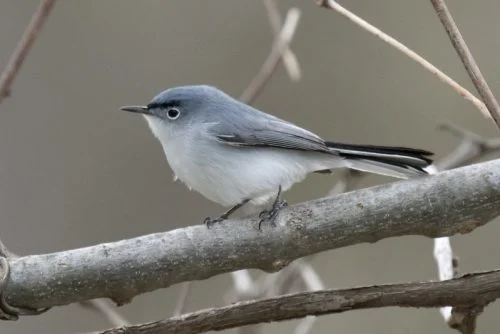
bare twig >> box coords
[0,0,56,102]
[315,0,490,119]
[240,8,301,104]
[429,0,500,129]
[229,270,256,299]
[0,238,12,259]
[172,282,192,317]
[436,123,500,170]
[328,169,362,196]
[96,269,500,334]
[80,299,130,327]
[263,0,301,81]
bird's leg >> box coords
[258,185,288,229]
[204,199,250,228]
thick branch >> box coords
[98,269,500,334]
[4,159,500,309]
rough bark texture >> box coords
[97,269,500,334]
[4,159,500,309]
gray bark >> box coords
[5,159,500,309]
[97,269,500,334]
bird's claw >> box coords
[258,200,287,230]
[204,216,224,228]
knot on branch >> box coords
[0,245,50,320]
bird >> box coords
[120,85,433,228]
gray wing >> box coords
[211,117,331,153]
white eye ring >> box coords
[166,107,180,120]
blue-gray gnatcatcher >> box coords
[120,85,432,227]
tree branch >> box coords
[262,0,301,82]
[0,0,56,103]
[239,8,301,104]
[315,0,491,119]
[429,0,500,129]
[436,123,500,170]
[3,159,500,310]
[80,299,130,327]
[97,269,500,334]
[172,282,192,317]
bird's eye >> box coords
[166,107,180,120]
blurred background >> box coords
[1,1,499,333]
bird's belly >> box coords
[166,146,315,207]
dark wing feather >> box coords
[212,119,331,153]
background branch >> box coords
[0,0,55,103]
[172,282,192,317]
[239,7,301,104]
[315,0,490,119]
[79,299,130,328]
[97,269,500,334]
[262,0,301,82]
[429,0,500,128]
[3,159,500,310]
[436,123,500,170]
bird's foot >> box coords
[258,200,287,230]
[203,200,250,229]
[203,216,226,229]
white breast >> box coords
[145,116,344,207]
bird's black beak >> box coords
[119,105,152,115]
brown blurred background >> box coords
[1,1,499,333]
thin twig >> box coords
[430,0,500,129]
[328,169,362,196]
[436,123,500,170]
[231,271,254,295]
[172,282,192,317]
[263,0,301,81]
[80,299,130,327]
[240,8,301,104]
[0,0,56,102]
[0,238,12,259]
[315,0,491,119]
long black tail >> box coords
[325,141,434,178]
